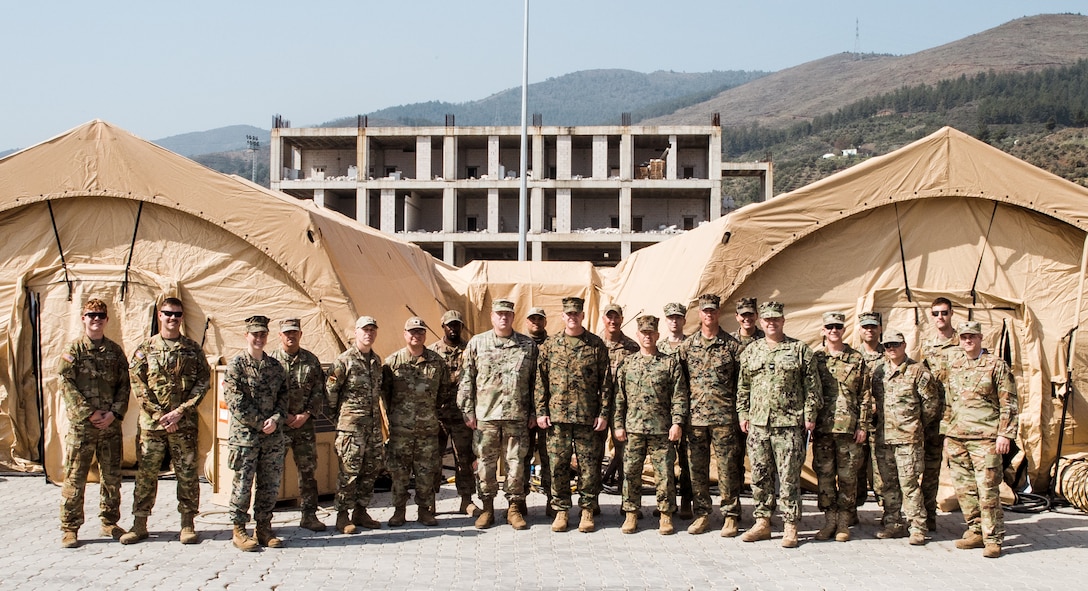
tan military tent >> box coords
[0,120,452,481]
[604,126,1088,489]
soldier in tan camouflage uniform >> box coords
[58,299,130,548]
[854,311,885,518]
[812,311,871,542]
[458,299,537,530]
[658,302,693,519]
[121,297,210,546]
[430,310,480,517]
[738,301,822,548]
[224,315,289,551]
[326,315,385,534]
[615,315,689,535]
[537,297,612,533]
[946,321,1018,558]
[921,297,959,531]
[383,317,449,527]
[679,294,745,537]
[270,318,327,532]
[522,307,552,517]
[870,329,940,545]
[731,297,764,350]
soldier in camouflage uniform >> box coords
[921,297,960,531]
[678,294,745,537]
[536,297,612,533]
[599,303,639,506]
[658,302,693,519]
[731,297,765,350]
[854,311,885,520]
[521,307,552,516]
[811,311,871,542]
[430,310,481,517]
[870,329,940,545]
[121,297,211,546]
[383,317,448,527]
[270,318,327,532]
[224,315,289,551]
[615,315,689,535]
[946,321,1018,558]
[458,299,537,530]
[738,301,822,548]
[58,299,130,548]
[326,315,385,534]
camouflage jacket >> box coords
[224,352,288,447]
[602,332,639,378]
[922,333,960,433]
[458,330,537,422]
[946,352,1018,441]
[382,347,447,433]
[614,351,689,435]
[429,338,467,423]
[270,347,325,420]
[129,334,210,432]
[656,335,686,356]
[679,329,743,427]
[58,335,130,429]
[326,346,383,432]
[871,358,940,445]
[813,344,872,435]
[535,330,612,425]
[737,337,823,428]
[731,329,765,352]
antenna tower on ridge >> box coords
[854,18,860,57]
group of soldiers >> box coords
[59,292,1018,558]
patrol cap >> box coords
[441,310,464,326]
[881,329,906,345]
[957,321,983,336]
[355,315,378,329]
[492,299,515,313]
[245,315,270,333]
[280,318,301,332]
[822,311,846,326]
[735,297,757,314]
[404,316,428,331]
[562,297,585,313]
[528,307,547,319]
[698,293,721,311]
[663,302,687,317]
[603,304,624,316]
[759,301,784,318]
[637,315,659,333]
[858,311,882,327]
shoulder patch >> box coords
[135,350,145,359]
[62,353,75,363]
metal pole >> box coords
[247,135,260,184]
[517,0,529,261]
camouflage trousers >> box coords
[228,433,286,525]
[474,420,529,502]
[436,418,477,496]
[621,433,676,514]
[522,424,551,497]
[388,427,441,511]
[812,431,862,512]
[285,424,320,512]
[132,428,200,518]
[334,429,384,512]
[922,424,945,524]
[748,425,805,522]
[946,437,1005,545]
[545,422,604,511]
[873,441,926,533]
[60,425,123,531]
[687,424,744,519]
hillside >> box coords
[154,125,269,157]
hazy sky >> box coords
[3,1,1084,150]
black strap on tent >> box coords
[120,201,144,302]
[46,201,72,301]
[893,203,918,323]
[27,289,48,482]
[200,317,211,349]
[970,202,1000,307]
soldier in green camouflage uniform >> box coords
[870,329,940,545]
[921,297,960,531]
[946,321,1018,558]
[678,294,745,537]
[383,317,448,527]
[738,301,822,548]
[225,315,289,551]
[326,315,385,534]
[615,315,689,535]
[458,299,537,530]
[522,307,552,516]
[121,297,211,546]
[855,311,885,519]
[536,297,612,533]
[58,299,130,548]
[430,310,481,517]
[811,311,871,542]
[731,297,765,350]
[270,318,327,532]
[658,302,693,519]
[599,304,639,508]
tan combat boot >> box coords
[876,522,906,539]
[61,531,79,548]
[300,511,326,532]
[909,531,926,545]
[232,525,259,552]
[659,513,675,536]
[983,543,1001,558]
[687,515,710,535]
[418,506,438,526]
[834,510,851,542]
[179,513,199,545]
[475,498,495,529]
[720,516,739,538]
[577,508,595,533]
[119,516,148,545]
[815,510,837,541]
[514,499,528,517]
[621,511,639,534]
[551,510,568,532]
[507,502,529,530]
[388,505,407,527]
[101,523,127,540]
[781,521,799,548]
[742,517,772,542]
[459,495,481,517]
[353,508,381,529]
[335,510,357,534]
[955,530,985,549]
[255,521,283,548]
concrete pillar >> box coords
[619,186,632,233]
[667,135,678,180]
[532,131,544,179]
[621,241,632,259]
[358,131,368,180]
[592,135,608,179]
[530,186,544,232]
[556,188,572,233]
[443,242,455,266]
[444,135,457,179]
[557,135,572,180]
[488,135,500,178]
[531,240,542,261]
[442,187,456,233]
[291,146,302,171]
[763,162,774,201]
[619,132,632,180]
[380,188,396,233]
[709,130,722,219]
[416,136,431,180]
[270,131,282,183]
[313,188,326,209]
[356,188,369,227]
[487,188,500,233]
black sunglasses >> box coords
[824,324,844,330]
[160,310,183,318]
[84,312,107,320]
[931,310,951,317]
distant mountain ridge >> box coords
[153,124,269,157]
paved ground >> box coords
[2,473,1086,590]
